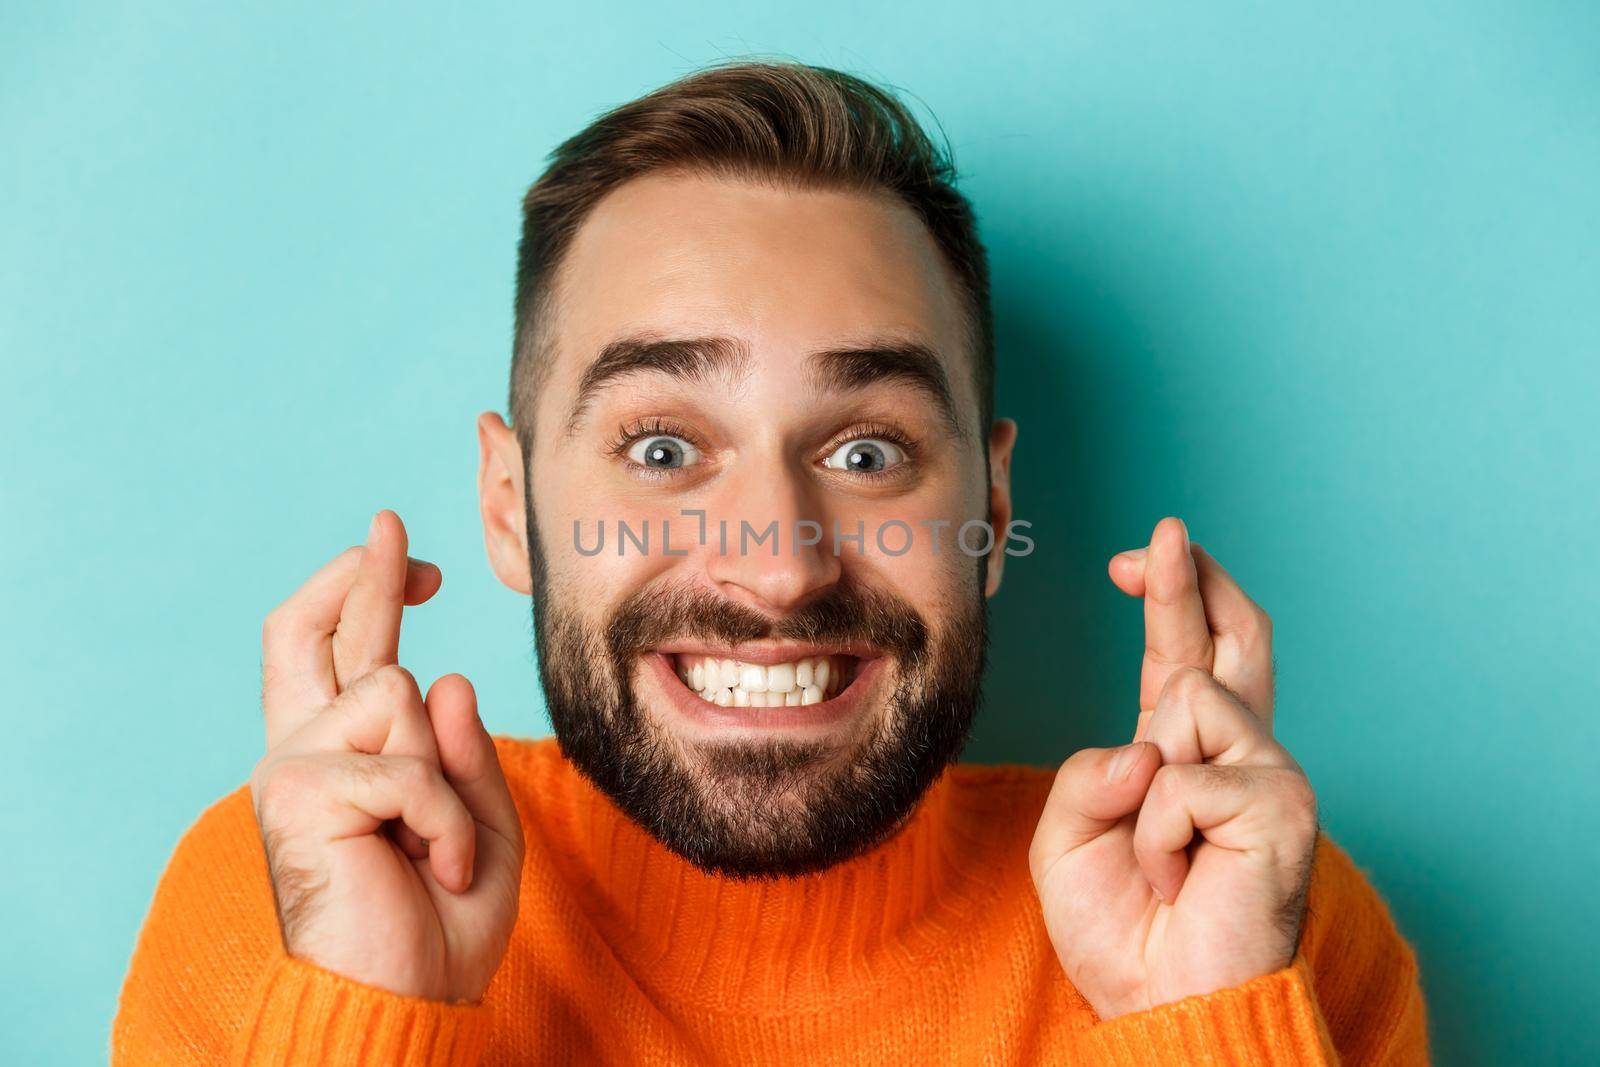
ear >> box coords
[983,418,1019,598]
[477,411,532,595]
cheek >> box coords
[835,485,987,611]
[840,459,987,552]
[538,490,693,605]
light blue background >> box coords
[3,4,1596,1064]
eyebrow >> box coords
[564,334,749,435]
[564,333,962,437]
[808,341,962,437]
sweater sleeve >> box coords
[1069,832,1430,1065]
[111,786,493,1066]
[230,955,491,1066]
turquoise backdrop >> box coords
[3,4,1596,1064]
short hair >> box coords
[509,58,995,455]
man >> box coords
[114,60,1429,1064]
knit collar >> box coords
[520,738,1015,1015]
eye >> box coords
[823,438,906,474]
[626,435,700,470]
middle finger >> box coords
[1138,517,1214,727]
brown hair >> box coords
[509,59,994,453]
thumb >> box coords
[1031,742,1160,874]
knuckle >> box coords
[1052,760,1073,791]
[1257,605,1275,638]
[1027,839,1048,883]
[253,759,312,825]
[1132,816,1162,859]
[1149,762,1186,803]
[1291,777,1319,825]
[1055,747,1099,787]
[1169,665,1213,697]
[1238,605,1273,651]
[367,663,418,702]
[394,754,436,789]
[261,603,290,643]
[1274,770,1319,832]
[248,760,270,799]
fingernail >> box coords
[368,511,382,544]
[1176,518,1190,549]
[1107,744,1141,783]
[406,556,436,570]
[1121,548,1147,561]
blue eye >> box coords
[824,439,905,474]
[627,435,700,469]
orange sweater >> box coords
[114,736,1429,1065]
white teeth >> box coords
[765,662,795,693]
[673,653,852,710]
[739,663,767,692]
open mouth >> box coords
[642,642,887,730]
[668,652,862,707]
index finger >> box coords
[331,510,413,688]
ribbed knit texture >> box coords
[114,736,1430,1064]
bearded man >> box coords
[114,60,1430,1065]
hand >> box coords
[250,510,525,1002]
[1028,517,1318,1019]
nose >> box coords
[702,463,841,615]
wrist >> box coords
[1083,928,1300,1020]
[1078,954,1335,1065]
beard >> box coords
[526,510,989,880]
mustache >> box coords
[605,576,929,664]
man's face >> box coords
[481,171,1016,878]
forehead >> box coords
[538,171,975,417]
